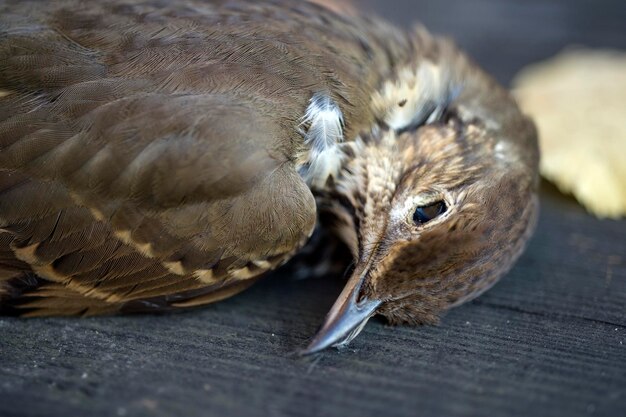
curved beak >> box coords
[301,267,381,355]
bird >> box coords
[0,0,539,353]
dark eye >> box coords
[413,201,447,225]
[398,99,407,107]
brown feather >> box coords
[0,0,538,331]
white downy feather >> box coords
[299,92,345,189]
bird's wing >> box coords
[0,2,317,315]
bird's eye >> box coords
[398,99,407,107]
[413,201,447,224]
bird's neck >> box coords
[310,138,371,259]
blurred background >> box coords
[337,0,626,84]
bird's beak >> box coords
[301,264,381,355]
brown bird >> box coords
[0,0,539,352]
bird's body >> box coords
[0,0,539,351]
[0,0,391,314]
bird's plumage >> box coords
[299,92,346,188]
[0,0,539,351]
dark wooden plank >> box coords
[1,1,625,417]
[476,183,626,326]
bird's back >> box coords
[0,0,402,315]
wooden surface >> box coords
[1,1,625,416]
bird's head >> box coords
[305,58,539,353]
